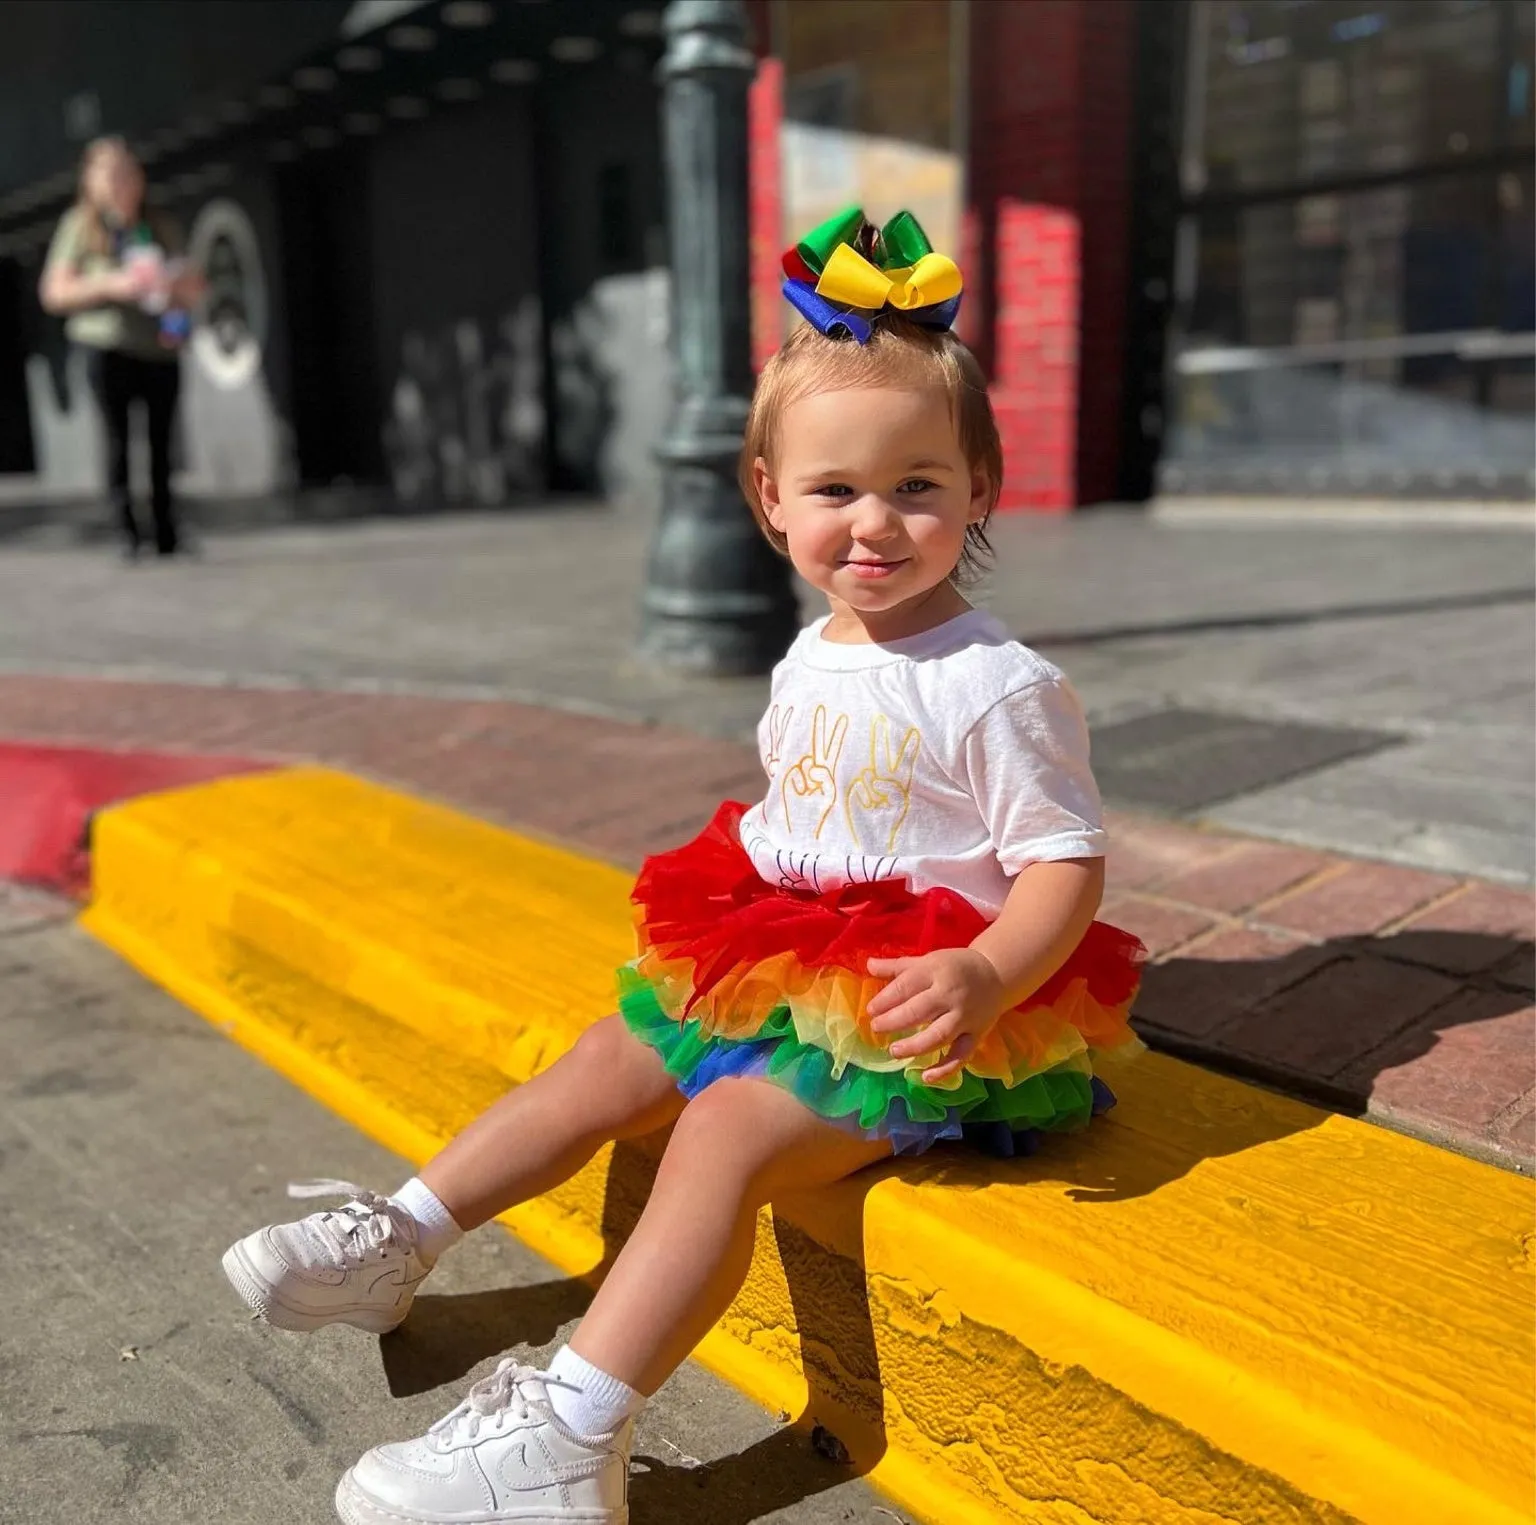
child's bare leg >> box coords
[222,1015,681,1333]
[419,1014,685,1231]
[328,1081,889,1522]
[568,1077,890,1395]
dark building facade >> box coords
[1,0,1530,519]
[0,0,670,510]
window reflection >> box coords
[1195,0,1504,194]
[1166,0,1535,495]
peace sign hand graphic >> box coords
[845,714,921,855]
[781,705,848,839]
[764,704,794,777]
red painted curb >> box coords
[0,742,270,896]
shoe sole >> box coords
[221,1242,410,1335]
[335,1469,627,1524]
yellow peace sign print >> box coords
[844,713,921,855]
[781,704,849,840]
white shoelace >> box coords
[285,1179,420,1272]
[428,1360,579,1448]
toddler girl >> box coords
[223,209,1143,1525]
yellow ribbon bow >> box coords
[814,243,964,314]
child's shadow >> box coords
[625,1423,874,1524]
[381,1140,893,1520]
[379,1278,591,1397]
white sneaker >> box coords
[221,1179,431,1334]
[334,1360,631,1525]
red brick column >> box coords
[968,0,1136,511]
[748,55,783,373]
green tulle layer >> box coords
[617,966,1097,1134]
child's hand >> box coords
[865,949,1007,1085]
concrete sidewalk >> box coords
[1,676,1530,1173]
[0,502,1531,882]
[0,914,906,1525]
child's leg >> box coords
[419,1013,686,1231]
[223,1014,684,1333]
[332,1080,889,1523]
[569,1077,890,1396]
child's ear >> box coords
[967,466,992,523]
[754,457,787,534]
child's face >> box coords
[755,385,989,631]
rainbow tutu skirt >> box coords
[618,803,1146,1157]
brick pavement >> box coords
[1,507,1531,882]
[1,672,1530,1172]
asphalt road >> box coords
[0,907,908,1525]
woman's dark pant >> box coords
[87,349,182,554]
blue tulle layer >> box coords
[675,1035,1117,1157]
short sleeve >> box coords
[961,678,1107,871]
[43,209,84,276]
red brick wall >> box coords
[968,0,1136,510]
[748,56,783,374]
[989,204,1080,510]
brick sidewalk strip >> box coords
[2,672,1530,1172]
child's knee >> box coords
[667,1081,773,1184]
[566,1015,681,1134]
[569,1013,646,1078]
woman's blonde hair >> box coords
[73,136,165,259]
[739,315,1002,583]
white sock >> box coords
[390,1177,464,1264]
[545,1345,644,1437]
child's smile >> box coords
[842,554,909,580]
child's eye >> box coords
[898,478,938,495]
[812,483,854,499]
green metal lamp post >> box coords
[639,0,799,674]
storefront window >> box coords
[1165,0,1535,495]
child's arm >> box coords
[866,856,1105,1085]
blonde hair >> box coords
[739,316,1002,583]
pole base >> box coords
[638,601,800,676]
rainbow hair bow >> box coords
[781,207,963,345]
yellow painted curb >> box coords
[82,766,1536,1525]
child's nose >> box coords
[848,496,900,541]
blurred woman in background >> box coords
[39,137,204,558]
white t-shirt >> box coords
[738,608,1106,917]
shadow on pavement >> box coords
[0,490,607,546]
[627,1425,868,1524]
[1136,928,1533,1119]
[1021,584,1535,648]
[379,1278,593,1398]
